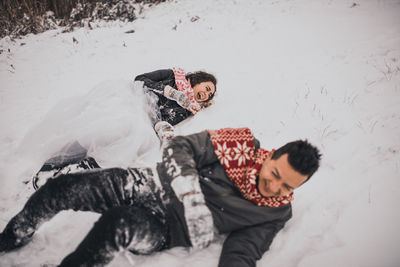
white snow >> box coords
[1,0,399,266]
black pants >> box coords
[1,167,169,266]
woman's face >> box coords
[192,81,215,103]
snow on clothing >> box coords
[134,68,194,126]
[31,141,101,189]
[2,167,169,266]
[1,128,291,267]
[164,130,292,267]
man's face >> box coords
[258,152,308,197]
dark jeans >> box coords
[1,167,169,266]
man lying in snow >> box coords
[0,127,321,267]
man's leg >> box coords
[0,168,132,251]
[59,205,167,266]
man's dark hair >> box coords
[186,71,217,101]
[272,140,321,181]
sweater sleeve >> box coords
[134,69,175,94]
[159,131,219,248]
[218,219,289,267]
[161,131,219,177]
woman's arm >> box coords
[134,69,175,94]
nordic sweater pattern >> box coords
[208,127,293,207]
[172,67,197,105]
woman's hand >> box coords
[164,85,202,114]
[188,102,202,114]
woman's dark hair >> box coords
[186,71,217,101]
[272,140,321,182]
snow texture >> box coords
[1,0,400,266]
[182,192,214,250]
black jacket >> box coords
[134,69,192,126]
[157,131,292,267]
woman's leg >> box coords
[0,168,132,251]
[59,205,168,266]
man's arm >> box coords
[161,131,219,176]
[160,131,219,248]
[218,220,288,267]
[134,69,175,94]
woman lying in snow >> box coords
[134,67,217,142]
[30,67,217,190]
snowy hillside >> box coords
[1,0,399,266]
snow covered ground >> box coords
[1,0,399,266]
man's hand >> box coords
[163,85,201,114]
